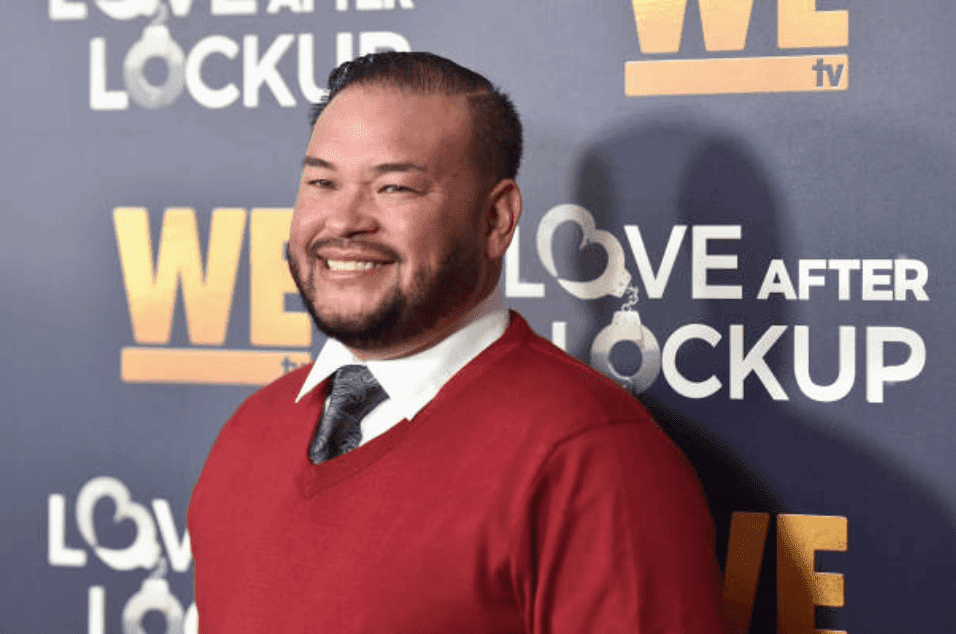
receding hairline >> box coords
[312,81,500,185]
[308,52,523,182]
[322,79,478,110]
[314,80,491,133]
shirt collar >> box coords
[295,288,508,420]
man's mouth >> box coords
[324,259,386,272]
[310,239,400,276]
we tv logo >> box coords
[626,0,848,96]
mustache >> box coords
[307,238,402,262]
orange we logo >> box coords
[626,0,848,96]
[114,207,314,386]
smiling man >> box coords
[287,70,511,361]
[189,52,725,634]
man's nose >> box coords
[321,188,378,238]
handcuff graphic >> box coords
[536,204,662,395]
[123,558,199,634]
[123,558,186,634]
[123,1,186,109]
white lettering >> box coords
[692,225,742,299]
[76,476,161,571]
[152,499,193,573]
[89,38,129,111]
[94,0,158,20]
[336,32,354,65]
[48,494,87,567]
[828,258,860,300]
[861,259,893,300]
[798,259,827,300]
[297,34,328,103]
[505,226,545,298]
[49,0,87,20]
[536,204,631,300]
[243,34,296,108]
[186,35,239,109]
[794,325,855,402]
[212,0,257,15]
[623,224,686,299]
[729,325,788,400]
[551,321,567,351]
[894,259,929,301]
[866,327,925,403]
[663,324,722,398]
[88,586,105,634]
[186,35,240,109]
[754,258,925,301]
[756,259,796,300]
[184,603,199,634]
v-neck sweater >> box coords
[188,312,725,634]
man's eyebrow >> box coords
[302,158,427,175]
[371,162,427,175]
[303,156,334,169]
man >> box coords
[189,52,725,633]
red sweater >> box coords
[189,313,725,633]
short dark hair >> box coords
[308,51,522,183]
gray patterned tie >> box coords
[309,365,389,464]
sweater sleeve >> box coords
[519,420,726,634]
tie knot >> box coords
[309,365,389,464]
[329,365,388,414]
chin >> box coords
[311,293,411,351]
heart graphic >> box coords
[535,204,631,300]
[76,476,162,571]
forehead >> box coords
[307,85,475,170]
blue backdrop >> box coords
[3,1,953,632]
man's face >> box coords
[289,84,492,358]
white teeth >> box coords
[326,260,380,271]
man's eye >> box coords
[310,178,334,188]
[381,184,413,194]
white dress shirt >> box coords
[295,288,509,446]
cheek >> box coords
[400,234,466,286]
[288,211,314,251]
[400,224,447,263]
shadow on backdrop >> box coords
[561,116,955,633]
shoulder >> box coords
[502,311,649,416]
[450,311,657,442]
[458,315,713,556]
[486,315,711,523]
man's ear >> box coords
[483,179,522,259]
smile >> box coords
[325,259,385,271]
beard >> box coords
[288,238,483,353]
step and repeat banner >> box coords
[2,1,954,632]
